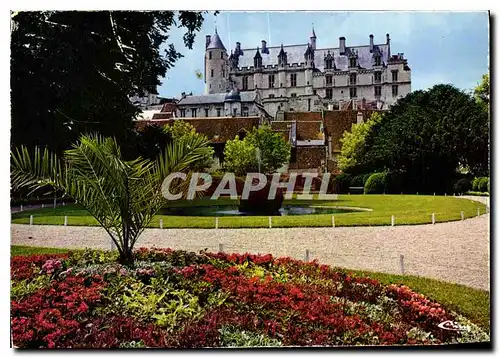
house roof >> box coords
[177,91,257,106]
[234,43,389,71]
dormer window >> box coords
[374,55,381,66]
[325,59,333,69]
[349,57,357,68]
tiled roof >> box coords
[177,91,257,106]
[234,43,389,71]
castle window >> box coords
[313,90,317,95]
[205,108,209,117]
[349,87,357,98]
[374,86,381,97]
[269,74,275,88]
[326,75,332,85]
[269,94,275,98]
[392,85,398,97]
[349,57,357,68]
[211,69,214,77]
[242,107,249,117]
[209,51,212,60]
[217,108,221,117]
[326,88,333,99]
[374,71,382,83]
[392,70,398,82]
[349,73,357,85]
[290,73,297,87]
[325,59,333,69]
[233,108,237,117]
[221,51,224,59]
[180,109,186,118]
[291,93,297,97]
[191,108,197,118]
[242,76,248,90]
[374,55,381,66]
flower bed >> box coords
[11,249,489,348]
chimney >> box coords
[369,34,374,52]
[339,37,346,55]
[261,40,268,54]
[386,33,391,57]
[205,35,211,49]
[357,112,364,124]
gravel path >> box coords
[11,209,490,290]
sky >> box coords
[158,11,489,98]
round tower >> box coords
[205,29,229,94]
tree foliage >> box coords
[474,74,489,110]
[223,125,291,176]
[11,11,206,153]
[361,84,489,193]
[163,120,214,169]
[223,137,258,177]
[338,112,383,173]
[10,133,213,263]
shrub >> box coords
[364,172,387,194]
[453,178,472,194]
[478,177,489,193]
[333,173,352,194]
[384,171,405,194]
[350,174,367,188]
[471,178,480,191]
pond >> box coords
[158,205,362,217]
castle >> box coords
[176,28,411,119]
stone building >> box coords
[202,28,411,118]
[175,87,271,119]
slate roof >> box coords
[234,43,389,71]
[206,31,226,50]
[177,91,257,106]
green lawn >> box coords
[11,195,487,228]
[10,245,490,332]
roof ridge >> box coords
[240,43,308,51]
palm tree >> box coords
[11,133,213,264]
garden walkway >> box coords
[11,204,490,291]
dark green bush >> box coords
[478,177,489,193]
[453,178,471,194]
[364,172,387,194]
[333,173,352,194]
[350,174,366,188]
[384,171,405,194]
[471,177,480,192]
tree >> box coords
[11,11,206,154]
[338,112,382,173]
[11,133,213,264]
[223,137,258,177]
[223,125,291,176]
[474,74,489,110]
[163,120,214,169]
[362,84,489,193]
[244,125,291,174]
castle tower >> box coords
[310,26,316,50]
[205,29,229,94]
